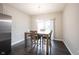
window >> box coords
[36,19,53,32]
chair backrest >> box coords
[49,30,52,39]
[30,31,37,40]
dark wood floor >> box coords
[10,40,71,55]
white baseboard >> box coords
[55,39,73,55]
[11,39,24,46]
[63,39,74,55]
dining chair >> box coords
[25,32,31,48]
[42,30,52,54]
[49,30,52,54]
[30,31,39,50]
[42,30,52,39]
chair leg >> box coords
[50,38,51,55]
[40,37,41,52]
[36,40,38,54]
[42,37,43,52]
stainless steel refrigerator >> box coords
[0,13,12,55]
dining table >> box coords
[25,31,50,55]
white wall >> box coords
[63,4,79,55]
[31,12,63,41]
[2,4,31,45]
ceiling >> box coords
[8,3,66,15]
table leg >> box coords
[46,35,48,55]
[25,34,27,48]
[40,36,41,53]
